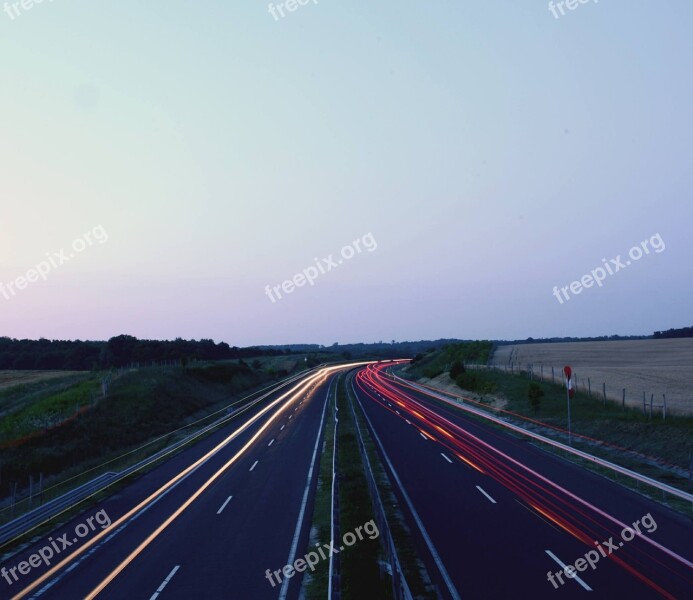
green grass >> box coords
[474,369,692,470]
[0,377,101,442]
[0,373,92,414]
[407,341,493,379]
[335,377,389,600]
[0,363,282,524]
[303,379,337,599]
[347,380,437,599]
[401,363,692,512]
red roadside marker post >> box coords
[563,366,574,445]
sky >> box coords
[1,1,691,346]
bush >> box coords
[423,367,444,379]
[449,360,465,379]
[528,382,544,412]
[455,371,497,394]
[456,372,479,391]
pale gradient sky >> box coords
[1,1,691,346]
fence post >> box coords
[602,383,607,406]
[588,378,591,399]
[663,394,666,420]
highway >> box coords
[352,363,692,599]
[2,365,355,600]
[4,360,690,599]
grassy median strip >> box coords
[302,377,337,599]
[304,374,389,599]
[347,377,438,600]
[335,375,388,600]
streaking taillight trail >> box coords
[354,363,691,599]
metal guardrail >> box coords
[0,369,316,551]
[0,413,231,551]
[394,375,693,504]
[0,472,118,547]
[346,376,414,600]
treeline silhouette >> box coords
[0,335,289,370]
[653,326,693,339]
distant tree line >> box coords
[653,326,693,339]
[0,335,290,371]
[261,339,468,358]
[495,334,650,346]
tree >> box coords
[449,360,465,380]
[107,335,138,367]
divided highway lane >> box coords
[353,364,692,599]
[6,364,360,600]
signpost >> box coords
[564,366,574,445]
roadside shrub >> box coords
[528,382,544,412]
[449,360,465,379]
[456,372,479,391]
[423,367,444,379]
[456,371,496,394]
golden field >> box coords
[493,339,693,415]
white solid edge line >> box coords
[352,379,461,600]
[29,373,324,599]
[441,453,453,463]
[149,565,180,600]
[545,550,593,592]
[397,376,692,503]
[475,485,496,504]
[278,377,334,600]
[328,384,339,600]
[217,495,233,515]
[249,460,259,472]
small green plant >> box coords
[528,382,544,412]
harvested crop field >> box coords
[0,370,84,392]
[493,339,693,415]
